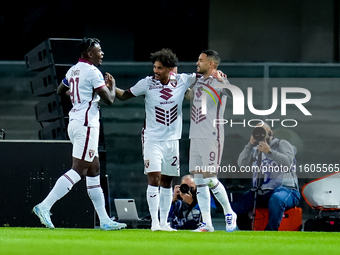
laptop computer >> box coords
[114,199,140,221]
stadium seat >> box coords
[253,207,302,231]
[302,172,340,210]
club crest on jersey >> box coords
[89,149,95,158]
[170,79,177,87]
[144,159,150,168]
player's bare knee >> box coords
[86,168,100,177]
[148,172,161,186]
[160,175,173,188]
[86,157,100,177]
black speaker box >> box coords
[0,140,95,228]
[38,119,67,140]
[25,38,81,71]
[30,65,58,96]
[35,93,63,122]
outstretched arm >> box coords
[115,87,135,101]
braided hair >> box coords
[77,37,100,56]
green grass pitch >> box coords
[0,228,339,255]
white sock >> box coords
[204,177,233,215]
[146,185,160,226]
[159,187,172,226]
[40,169,81,210]
[86,176,111,223]
[194,174,212,227]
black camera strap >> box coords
[252,150,263,230]
[257,151,263,187]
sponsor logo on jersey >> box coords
[159,88,173,100]
[149,84,163,90]
[196,86,203,98]
[155,104,178,126]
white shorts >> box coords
[143,140,180,176]
[189,138,223,173]
[67,120,99,162]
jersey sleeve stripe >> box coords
[95,84,106,90]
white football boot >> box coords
[225,212,237,232]
[192,222,214,232]
[32,204,55,229]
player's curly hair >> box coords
[77,37,100,55]
[150,48,178,68]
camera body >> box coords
[180,183,192,194]
[252,127,272,145]
[177,184,197,200]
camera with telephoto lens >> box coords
[177,183,196,200]
[252,127,272,145]
[177,183,198,205]
[180,183,191,194]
